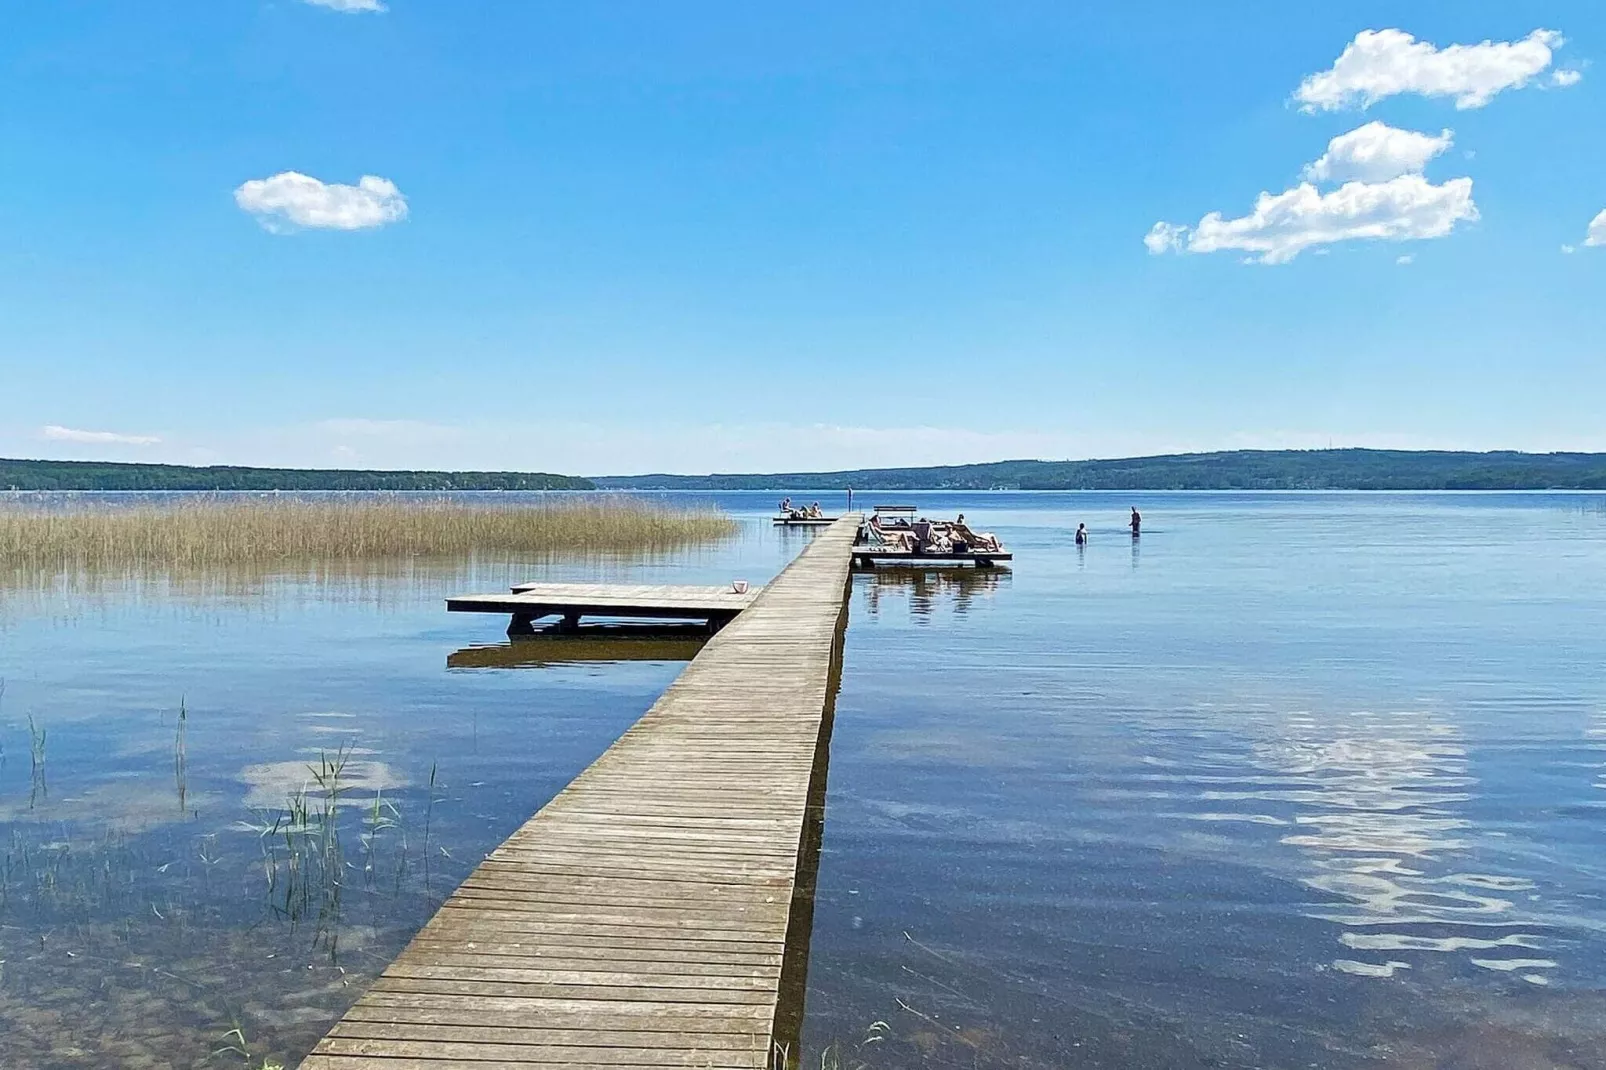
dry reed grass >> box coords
[0,496,736,573]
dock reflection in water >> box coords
[446,624,710,670]
[857,565,1009,622]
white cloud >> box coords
[1143,222,1188,255]
[1296,28,1569,111]
[301,0,387,12]
[1396,254,1414,265]
[1561,244,1576,255]
[1585,209,1606,248]
[41,425,160,446]
[1303,121,1453,183]
[1147,174,1477,265]
[234,172,407,231]
[1551,69,1583,87]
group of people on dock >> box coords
[1074,507,1140,546]
[778,498,825,519]
[865,511,1002,554]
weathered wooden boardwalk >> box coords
[301,516,862,1070]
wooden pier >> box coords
[300,515,862,1070]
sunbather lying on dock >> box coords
[866,515,917,551]
[943,517,1001,552]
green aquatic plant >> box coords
[359,787,402,888]
[778,1021,889,1070]
[174,697,189,811]
[27,714,45,805]
[420,759,441,898]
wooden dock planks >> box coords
[450,584,762,621]
[507,583,764,606]
[300,516,862,1070]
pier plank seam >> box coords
[300,516,862,1070]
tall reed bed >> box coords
[0,495,735,573]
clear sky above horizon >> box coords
[3,2,1603,476]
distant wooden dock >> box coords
[301,516,862,1070]
[771,515,837,527]
[449,583,764,634]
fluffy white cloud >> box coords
[1303,121,1453,183]
[1143,222,1188,255]
[302,0,387,12]
[234,172,408,231]
[1296,28,1570,111]
[1552,68,1583,87]
[42,425,160,446]
[1586,209,1606,248]
[1147,174,1477,264]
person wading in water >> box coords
[1075,523,1088,546]
[1129,507,1141,537]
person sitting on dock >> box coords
[779,497,792,515]
[808,502,823,518]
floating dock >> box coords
[771,515,837,527]
[300,516,862,1070]
[851,548,1013,568]
[449,583,764,634]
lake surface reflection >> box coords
[2,491,1605,1068]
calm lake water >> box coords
[2,491,1605,1068]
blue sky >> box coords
[2,2,1602,475]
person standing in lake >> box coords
[1075,523,1088,546]
[1130,507,1141,537]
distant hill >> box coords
[1,458,594,492]
[594,450,1606,491]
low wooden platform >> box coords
[771,515,837,526]
[852,549,1013,567]
[450,583,763,634]
[300,516,863,1070]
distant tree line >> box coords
[593,449,1606,491]
[13,449,1606,493]
[1,458,594,492]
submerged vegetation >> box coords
[0,713,459,1068]
[0,495,735,574]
